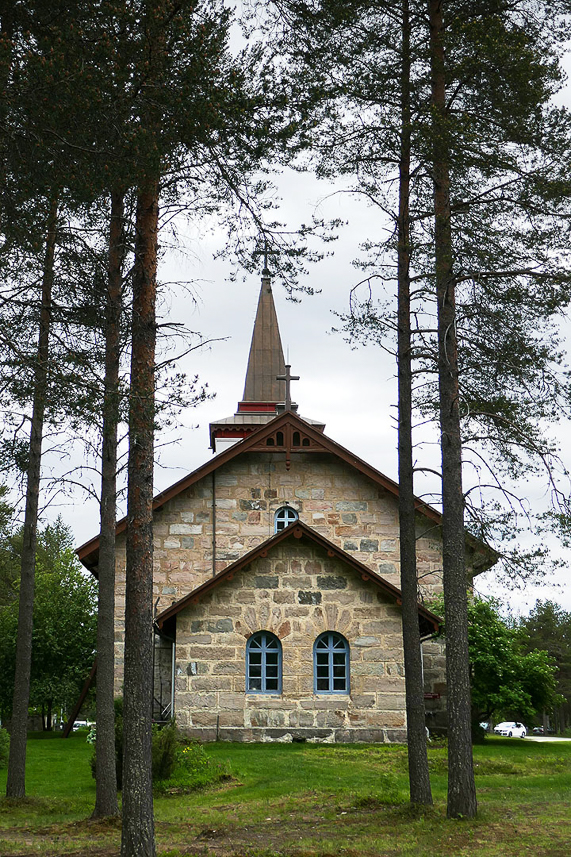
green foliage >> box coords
[0,726,9,768]
[520,601,571,700]
[431,596,559,728]
[90,706,225,793]
[0,518,97,722]
[151,721,179,782]
[154,739,230,795]
[0,486,18,609]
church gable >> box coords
[167,536,412,743]
[113,444,446,618]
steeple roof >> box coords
[241,270,286,405]
[208,269,324,451]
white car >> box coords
[493,721,526,738]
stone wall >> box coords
[112,449,446,698]
[173,540,408,743]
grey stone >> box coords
[207,618,234,633]
[354,636,380,647]
[298,591,322,605]
[360,539,379,552]
[254,575,279,589]
[378,562,397,576]
[317,575,348,590]
[190,620,204,633]
[335,501,368,511]
[343,541,358,551]
[181,537,195,549]
[342,513,357,524]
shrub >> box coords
[152,721,178,781]
[154,739,231,795]
[90,703,221,793]
[0,726,9,768]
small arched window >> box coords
[314,632,350,694]
[246,631,282,693]
[274,505,298,532]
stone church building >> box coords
[78,270,495,743]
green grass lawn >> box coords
[1,734,571,856]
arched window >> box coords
[246,631,282,693]
[314,632,350,694]
[274,506,298,532]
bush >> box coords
[0,726,9,768]
[154,739,231,795]
[151,721,178,781]
[90,703,225,793]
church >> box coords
[77,269,495,743]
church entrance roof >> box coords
[154,518,442,639]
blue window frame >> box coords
[274,506,298,532]
[314,632,350,694]
[246,631,282,693]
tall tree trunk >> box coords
[120,181,159,857]
[398,0,433,807]
[92,189,124,819]
[428,0,477,819]
[6,196,57,799]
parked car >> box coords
[493,721,527,738]
[532,726,544,735]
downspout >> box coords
[212,469,216,577]
[170,637,175,719]
[154,621,176,720]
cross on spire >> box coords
[253,240,279,277]
[276,364,300,411]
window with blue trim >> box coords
[246,631,282,693]
[314,632,350,693]
[274,506,298,532]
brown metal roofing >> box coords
[242,274,286,403]
[155,519,442,638]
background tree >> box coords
[520,601,571,732]
[0,520,97,726]
[432,596,560,737]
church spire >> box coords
[239,268,286,408]
[209,268,325,452]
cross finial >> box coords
[276,364,300,411]
[253,239,277,277]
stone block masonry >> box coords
[111,448,449,727]
[173,542,408,743]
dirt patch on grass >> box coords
[2,798,571,857]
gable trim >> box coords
[78,411,471,571]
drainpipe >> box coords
[212,469,216,576]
